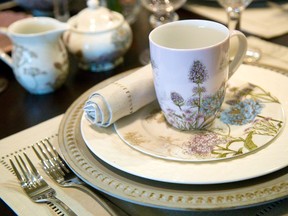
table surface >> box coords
[1,3,288,215]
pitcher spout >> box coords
[6,17,68,38]
[52,20,69,34]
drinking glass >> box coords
[53,0,70,22]
[141,0,186,28]
[217,0,261,62]
[139,0,186,65]
[217,0,253,30]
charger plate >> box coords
[58,64,288,210]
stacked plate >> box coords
[58,64,288,210]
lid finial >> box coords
[87,0,99,9]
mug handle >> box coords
[228,30,247,79]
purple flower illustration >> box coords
[188,60,209,84]
[183,132,227,157]
[171,92,185,109]
[192,86,206,95]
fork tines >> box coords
[10,153,44,188]
[32,139,69,179]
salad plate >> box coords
[59,64,288,210]
[114,79,284,162]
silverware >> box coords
[9,153,77,216]
[33,138,129,216]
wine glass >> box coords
[139,0,186,65]
[141,0,186,28]
[217,0,261,62]
[217,0,252,30]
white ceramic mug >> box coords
[149,19,247,130]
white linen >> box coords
[84,64,156,127]
[184,2,288,38]
[247,36,288,73]
[0,115,111,216]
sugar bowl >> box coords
[63,0,133,72]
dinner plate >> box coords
[59,64,288,210]
[80,64,288,184]
[114,79,284,162]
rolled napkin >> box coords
[84,64,156,127]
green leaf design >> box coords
[226,138,243,148]
[244,131,258,151]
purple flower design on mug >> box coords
[171,92,185,110]
[188,60,209,84]
[165,60,226,130]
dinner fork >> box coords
[9,153,77,216]
[33,138,129,216]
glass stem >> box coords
[150,12,179,29]
[227,10,241,30]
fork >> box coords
[9,153,77,216]
[33,138,129,216]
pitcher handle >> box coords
[0,49,13,67]
[228,30,247,79]
[0,27,13,67]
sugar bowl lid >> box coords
[72,0,124,32]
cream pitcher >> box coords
[0,17,69,94]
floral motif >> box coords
[123,132,147,145]
[164,60,225,130]
[183,132,228,158]
[171,92,185,109]
[145,60,284,160]
[244,116,283,137]
[188,60,209,84]
[13,44,37,68]
[12,38,68,94]
[220,99,263,125]
[139,82,284,160]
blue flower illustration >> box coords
[201,84,225,117]
[220,99,263,125]
[201,95,223,116]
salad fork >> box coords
[9,153,77,216]
[33,138,129,216]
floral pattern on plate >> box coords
[114,79,285,161]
